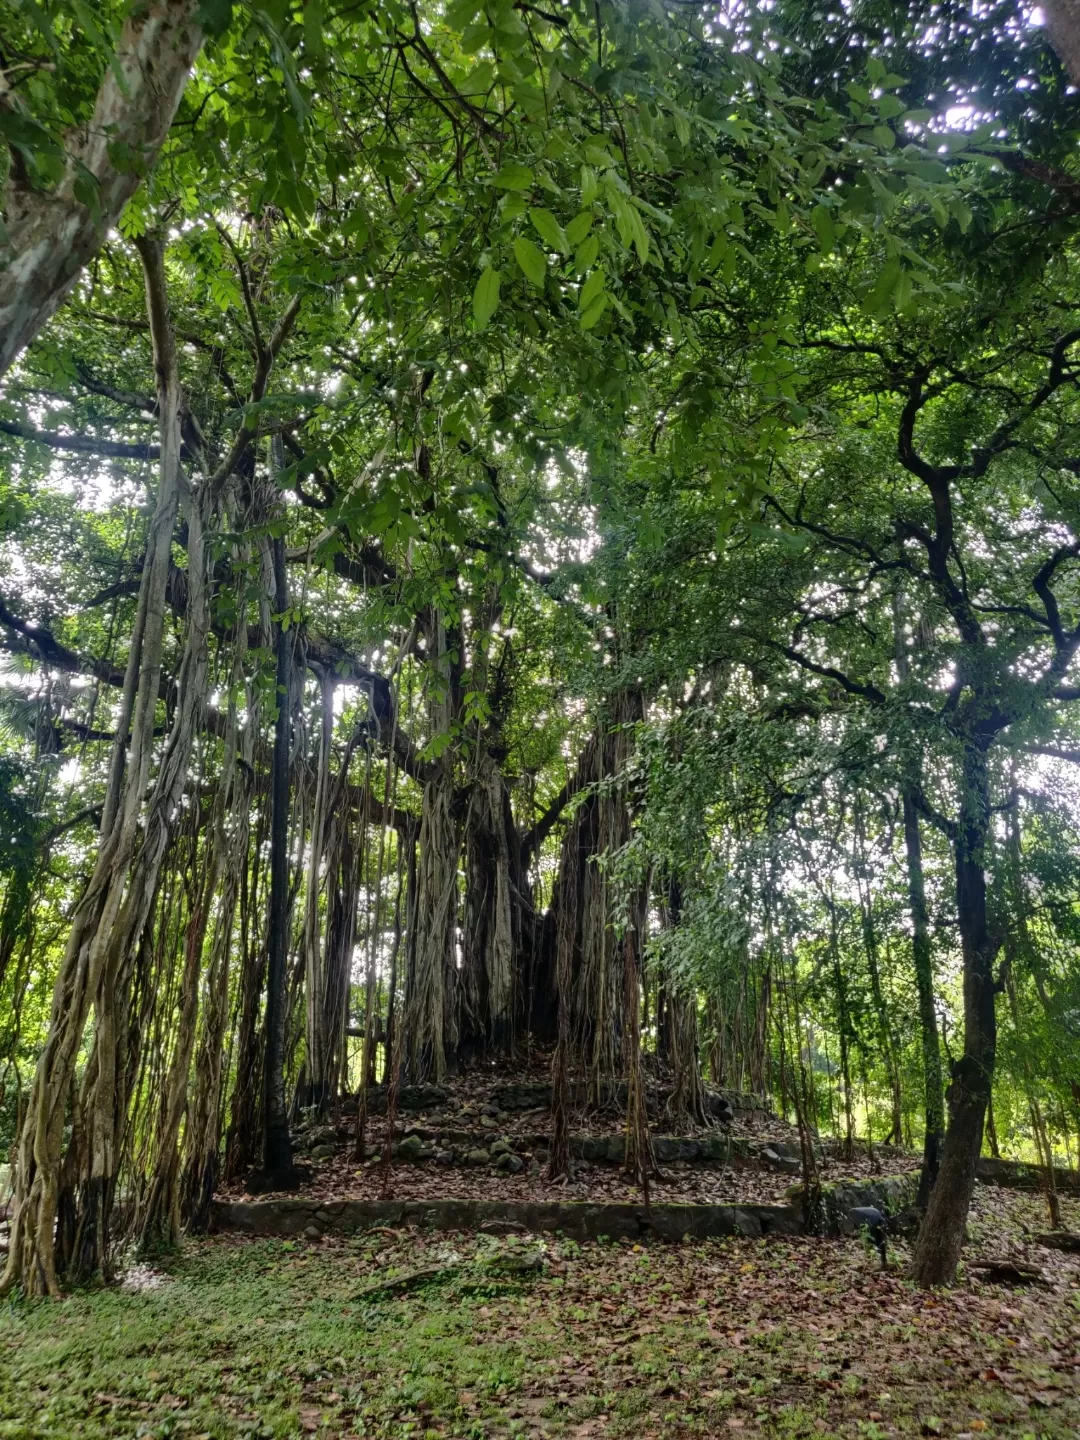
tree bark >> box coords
[1041,0,1080,86]
[0,233,189,1294]
[894,591,945,1209]
[261,520,295,1181]
[0,0,203,375]
[300,673,335,1113]
[904,793,946,1210]
[461,757,523,1059]
[912,743,998,1287]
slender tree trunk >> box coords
[621,909,654,1196]
[224,802,267,1179]
[858,888,904,1146]
[0,234,188,1296]
[661,879,706,1128]
[261,513,295,1183]
[300,673,335,1114]
[904,793,946,1208]
[912,743,999,1287]
[894,593,946,1209]
[549,799,578,1181]
[830,916,856,1162]
[1032,1098,1063,1229]
[181,564,256,1228]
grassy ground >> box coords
[1,1190,1079,1440]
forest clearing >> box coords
[2,0,1080,1434]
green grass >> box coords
[1,1203,1079,1440]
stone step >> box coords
[211,1172,919,1245]
[341,1081,773,1126]
[294,1124,815,1175]
[975,1155,1080,1193]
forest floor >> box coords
[227,1134,922,1209]
[2,1189,1079,1440]
[217,1058,922,1209]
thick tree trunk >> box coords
[912,745,998,1287]
[0,1,203,375]
[406,762,459,1081]
[461,757,524,1059]
[404,613,461,1082]
[1042,0,1080,86]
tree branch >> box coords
[0,415,159,459]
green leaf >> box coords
[810,204,834,253]
[872,125,895,149]
[580,165,598,205]
[302,0,325,58]
[565,211,593,248]
[472,267,502,329]
[580,291,608,329]
[627,206,650,264]
[492,163,534,191]
[864,258,902,316]
[579,266,606,311]
[529,208,569,256]
[513,236,547,288]
[905,159,950,182]
[575,234,599,272]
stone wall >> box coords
[210,1170,921,1245]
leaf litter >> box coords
[1,1187,1078,1439]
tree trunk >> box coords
[858,888,904,1147]
[904,793,946,1209]
[461,757,523,1060]
[1041,0,1080,86]
[0,1,203,376]
[894,589,946,1208]
[0,234,190,1295]
[180,545,257,1229]
[300,673,335,1114]
[404,613,460,1082]
[661,879,706,1128]
[261,519,295,1183]
[406,761,459,1081]
[223,499,276,1180]
[912,744,998,1287]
